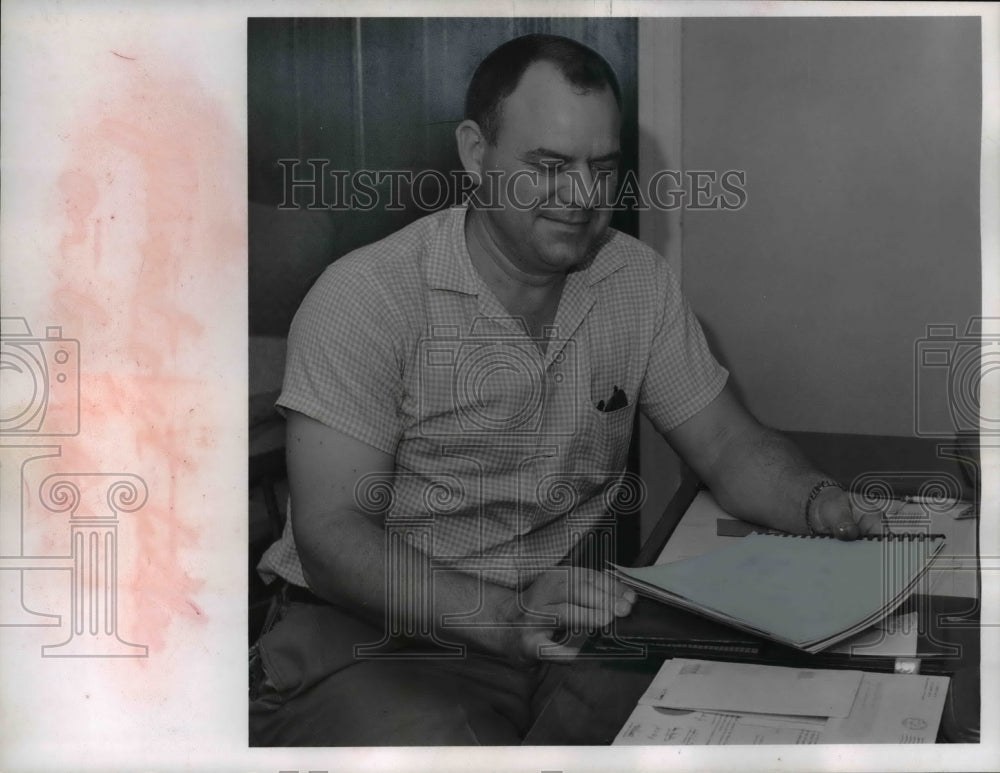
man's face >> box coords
[474,61,621,277]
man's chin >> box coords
[539,244,594,272]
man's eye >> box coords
[533,161,563,173]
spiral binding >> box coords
[768,532,946,541]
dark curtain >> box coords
[248,17,639,336]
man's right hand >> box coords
[509,567,636,662]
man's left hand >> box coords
[810,486,883,540]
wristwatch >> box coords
[804,479,844,535]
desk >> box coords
[524,432,981,744]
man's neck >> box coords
[464,209,566,332]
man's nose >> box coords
[556,165,597,208]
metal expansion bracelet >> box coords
[804,479,845,536]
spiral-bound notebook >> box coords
[611,533,946,654]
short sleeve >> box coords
[638,259,728,433]
[276,264,404,454]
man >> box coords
[250,34,878,746]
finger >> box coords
[614,579,637,605]
[574,581,632,618]
[584,571,636,606]
[571,569,617,609]
[521,596,607,630]
[833,519,860,541]
[516,570,569,617]
[561,600,616,630]
[606,580,636,616]
[815,509,859,539]
[816,498,861,541]
[856,511,885,536]
[526,630,581,661]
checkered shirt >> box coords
[258,205,728,589]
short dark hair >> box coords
[465,34,622,145]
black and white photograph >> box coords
[248,14,986,749]
[1,2,997,772]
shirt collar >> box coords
[580,228,627,286]
[424,206,481,294]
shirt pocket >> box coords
[580,402,634,475]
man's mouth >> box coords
[540,212,592,226]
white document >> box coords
[614,705,824,745]
[822,672,950,743]
[637,658,863,718]
[616,671,950,745]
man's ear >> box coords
[455,119,487,179]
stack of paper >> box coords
[613,658,950,745]
[661,490,976,600]
[831,611,919,657]
[881,499,979,599]
[612,533,946,653]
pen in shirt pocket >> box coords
[597,385,628,412]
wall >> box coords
[637,16,981,533]
[680,16,981,436]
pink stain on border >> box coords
[42,46,244,683]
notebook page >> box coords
[616,534,943,648]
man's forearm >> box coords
[664,386,866,538]
[294,508,520,659]
[706,424,831,534]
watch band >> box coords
[804,479,845,535]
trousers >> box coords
[248,586,571,746]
